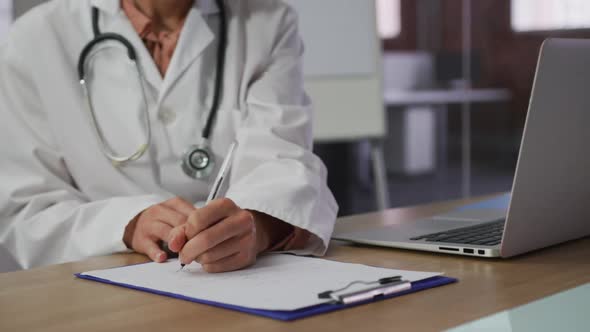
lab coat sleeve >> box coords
[225,5,338,256]
[0,43,163,269]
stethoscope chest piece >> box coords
[182,144,216,179]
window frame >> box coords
[510,0,590,35]
[376,0,402,40]
[382,0,415,50]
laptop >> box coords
[333,38,590,258]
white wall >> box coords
[282,0,386,141]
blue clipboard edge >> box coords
[75,272,457,321]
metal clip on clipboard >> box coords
[317,276,412,305]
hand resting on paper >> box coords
[123,197,196,263]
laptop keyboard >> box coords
[410,220,505,246]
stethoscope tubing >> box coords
[78,1,227,175]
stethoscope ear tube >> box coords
[201,0,228,141]
[78,33,138,82]
[79,58,151,167]
[78,25,151,166]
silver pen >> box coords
[179,141,238,271]
[206,141,238,203]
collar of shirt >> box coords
[121,0,191,76]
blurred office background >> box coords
[314,0,590,216]
[1,0,590,224]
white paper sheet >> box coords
[80,255,440,311]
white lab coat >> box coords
[0,0,338,269]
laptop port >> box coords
[463,248,474,254]
[439,247,460,252]
[478,250,485,255]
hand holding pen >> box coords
[166,142,264,273]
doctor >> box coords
[0,0,338,271]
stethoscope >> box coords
[77,0,227,179]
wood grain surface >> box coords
[2,195,588,332]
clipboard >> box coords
[76,270,456,321]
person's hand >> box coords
[123,197,196,263]
[166,198,258,273]
[167,198,292,273]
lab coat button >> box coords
[158,109,176,124]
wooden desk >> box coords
[1,197,589,332]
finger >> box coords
[196,234,246,264]
[184,198,241,238]
[137,238,167,263]
[202,251,255,273]
[162,197,196,216]
[147,221,173,242]
[179,210,253,265]
[167,225,188,253]
[150,204,187,228]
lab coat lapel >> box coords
[91,0,163,92]
[159,5,215,103]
